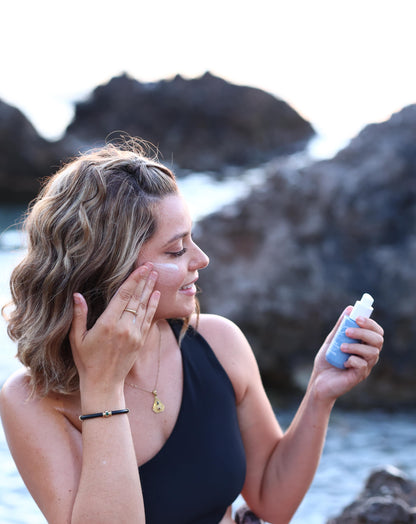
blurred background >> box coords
[1,1,416,522]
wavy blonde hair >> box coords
[4,140,180,397]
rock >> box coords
[0,73,314,203]
[0,99,75,204]
[327,466,416,523]
[235,505,264,523]
[0,100,49,203]
[195,104,416,407]
[62,72,315,171]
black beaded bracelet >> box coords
[79,408,130,421]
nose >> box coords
[190,242,209,270]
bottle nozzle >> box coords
[350,293,374,320]
[361,293,374,307]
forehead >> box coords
[153,193,192,244]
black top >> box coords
[139,319,247,523]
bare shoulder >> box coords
[193,314,254,360]
[0,367,33,412]
[191,314,260,403]
[1,367,56,418]
[1,368,81,522]
[0,366,79,449]
[0,368,46,444]
[193,313,249,346]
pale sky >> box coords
[1,0,416,150]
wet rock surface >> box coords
[327,466,416,523]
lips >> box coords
[179,276,198,291]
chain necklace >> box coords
[125,325,165,414]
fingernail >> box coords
[73,293,82,304]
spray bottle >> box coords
[325,293,374,369]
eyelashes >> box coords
[167,248,187,257]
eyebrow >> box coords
[162,231,190,248]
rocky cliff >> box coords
[0,73,314,203]
[1,76,415,408]
[63,72,315,171]
[327,466,416,523]
[195,104,416,408]
[0,100,56,203]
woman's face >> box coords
[137,193,209,320]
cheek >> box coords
[153,263,183,291]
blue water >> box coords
[0,172,415,524]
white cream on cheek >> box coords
[152,262,182,288]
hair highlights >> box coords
[5,140,179,396]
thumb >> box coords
[69,293,88,347]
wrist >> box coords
[79,382,126,413]
[306,379,337,413]
[79,408,130,421]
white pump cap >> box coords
[350,293,374,320]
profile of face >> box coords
[137,193,209,320]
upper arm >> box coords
[0,370,82,524]
[196,314,283,509]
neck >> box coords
[127,321,162,381]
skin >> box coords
[0,193,384,524]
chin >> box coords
[157,300,197,321]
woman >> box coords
[0,141,384,524]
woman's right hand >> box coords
[69,264,160,393]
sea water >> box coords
[0,174,415,523]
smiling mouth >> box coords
[180,283,194,291]
[180,277,198,291]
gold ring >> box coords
[124,308,138,316]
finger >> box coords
[355,316,385,337]
[122,269,158,321]
[69,293,88,348]
[105,265,152,319]
[344,326,384,351]
[343,341,381,362]
[344,354,369,372]
[138,290,161,335]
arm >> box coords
[257,311,383,523]
[0,264,160,524]
[69,264,160,524]
[198,309,383,524]
[0,371,83,524]
[70,385,142,524]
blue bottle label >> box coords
[325,316,359,369]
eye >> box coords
[167,247,187,257]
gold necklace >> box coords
[125,325,165,414]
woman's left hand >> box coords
[310,307,384,401]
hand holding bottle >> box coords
[309,294,384,403]
[325,293,374,369]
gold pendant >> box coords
[152,390,165,413]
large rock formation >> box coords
[62,72,315,171]
[0,73,315,203]
[195,104,416,407]
[327,466,416,523]
[0,100,52,203]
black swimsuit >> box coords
[139,319,247,523]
